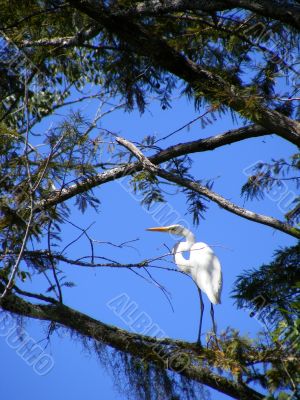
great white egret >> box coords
[146,224,222,346]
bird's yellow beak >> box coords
[146,226,170,232]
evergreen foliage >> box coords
[0,1,299,399]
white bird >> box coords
[146,224,222,346]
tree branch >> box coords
[116,136,300,239]
[68,0,300,145]
[32,125,300,238]
[0,277,58,304]
[0,284,264,400]
[156,168,300,238]
[36,124,271,210]
[0,249,152,269]
[113,0,300,31]
[20,24,102,48]
[4,124,295,238]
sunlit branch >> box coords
[111,0,300,30]
[116,136,300,239]
[21,24,101,48]
[0,283,265,400]
[68,0,300,145]
[36,124,272,210]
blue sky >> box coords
[0,91,297,400]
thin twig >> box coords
[154,106,216,143]
[142,266,174,312]
[60,220,95,256]
[47,221,63,303]
[1,76,35,298]
[61,218,95,263]
[32,131,66,192]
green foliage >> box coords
[1,0,300,121]
[0,2,299,399]
[241,154,300,224]
[232,244,300,395]
[131,171,165,209]
[184,182,212,226]
[232,243,300,324]
[0,110,106,277]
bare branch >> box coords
[21,24,101,48]
[0,276,58,304]
[156,168,300,238]
[47,221,63,303]
[116,136,300,239]
[36,124,272,210]
[116,136,159,173]
[154,106,216,143]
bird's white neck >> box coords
[178,228,196,250]
[173,228,196,272]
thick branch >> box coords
[37,124,271,209]
[0,286,264,400]
[0,124,289,237]
[68,0,300,146]
[156,168,300,238]
[116,136,300,239]
[21,24,101,48]
[153,124,271,162]
[34,125,300,238]
[114,0,300,31]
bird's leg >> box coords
[210,303,217,335]
[209,303,220,348]
[197,288,204,347]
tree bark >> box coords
[68,0,300,146]
[37,123,271,209]
[0,284,264,400]
[116,136,300,239]
[33,127,299,239]
[114,0,300,31]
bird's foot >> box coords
[206,332,220,350]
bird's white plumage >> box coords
[147,224,223,344]
[189,242,222,304]
[173,240,222,304]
